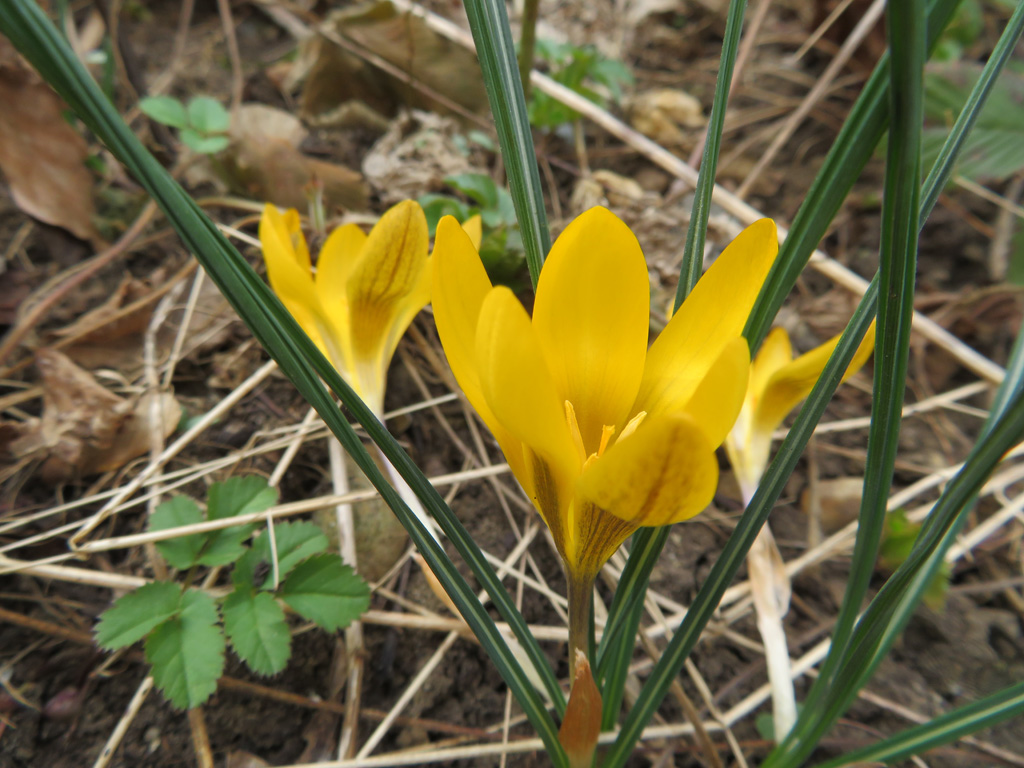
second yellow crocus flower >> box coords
[259,200,433,417]
[724,321,876,503]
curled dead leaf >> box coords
[299,1,488,126]
[626,88,704,149]
[1,349,180,482]
[213,103,368,212]
[0,36,98,242]
[363,111,484,203]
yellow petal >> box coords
[346,200,429,404]
[755,319,876,437]
[476,286,581,544]
[681,336,751,447]
[259,204,328,354]
[635,218,778,418]
[314,222,368,375]
[533,207,650,453]
[461,214,483,251]
[260,204,312,270]
[750,327,793,403]
[432,216,492,411]
[577,413,718,528]
[431,216,529,489]
[316,223,367,302]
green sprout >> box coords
[527,39,633,130]
[139,95,231,154]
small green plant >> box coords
[139,95,231,154]
[879,508,952,610]
[932,0,1017,61]
[923,62,1024,183]
[95,476,370,709]
[527,39,633,130]
[419,172,528,286]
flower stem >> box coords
[566,571,594,678]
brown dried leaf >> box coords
[300,1,488,126]
[50,276,156,371]
[5,349,180,482]
[0,36,98,242]
[626,88,704,149]
[363,111,484,203]
[216,104,368,212]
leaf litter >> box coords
[1,0,1023,766]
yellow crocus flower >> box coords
[433,206,778,650]
[722,314,874,741]
[260,201,484,417]
[724,321,876,502]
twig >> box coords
[216,0,244,114]
[788,0,858,63]
[92,676,153,768]
[188,706,215,768]
[0,201,156,367]
[68,359,280,547]
[330,437,364,759]
[735,0,886,198]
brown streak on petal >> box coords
[530,450,565,558]
[573,500,637,580]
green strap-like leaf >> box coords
[0,1,567,753]
[768,383,1024,767]
[764,2,926,762]
[602,279,879,768]
[675,0,747,305]
[464,0,551,289]
[811,680,1024,768]
[743,0,962,352]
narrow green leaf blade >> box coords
[145,589,225,709]
[920,2,1024,222]
[675,0,747,305]
[464,0,550,288]
[813,680,1024,768]
[222,589,291,676]
[603,282,879,768]
[150,496,206,570]
[95,581,182,649]
[280,554,370,632]
[743,0,962,351]
[766,2,925,762]
[0,2,566,750]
